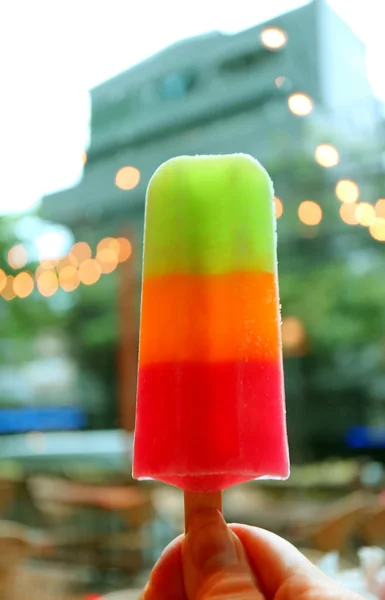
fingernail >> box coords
[187,508,238,572]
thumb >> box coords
[182,509,264,600]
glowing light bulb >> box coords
[115,166,141,190]
[59,266,80,292]
[78,259,101,285]
[1,276,16,301]
[97,237,119,256]
[96,248,119,274]
[274,197,283,219]
[288,93,313,116]
[355,202,375,227]
[260,27,287,50]
[57,254,78,272]
[8,244,28,269]
[37,271,58,297]
[369,218,385,241]
[335,180,359,204]
[298,200,322,226]
[40,259,57,270]
[314,144,339,168]
[13,272,34,298]
[117,237,132,262]
[0,269,6,293]
[70,242,91,263]
[282,317,305,351]
[340,203,358,225]
[375,198,385,218]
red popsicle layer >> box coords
[133,360,288,491]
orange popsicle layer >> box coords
[139,270,281,365]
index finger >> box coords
[230,524,361,600]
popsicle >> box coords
[133,154,289,494]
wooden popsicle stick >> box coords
[184,491,223,532]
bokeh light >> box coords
[97,237,120,256]
[375,198,385,218]
[59,266,80,292]
[260,27,287,50]
[40,259,57,270]
[57,254,78,272]
[79,259,102,285]
[13,272,34,298]
[35,265,55,280]
[0,269,6,293]
[282,317,306,351]
[340,203,358,225]
[314,144,339,168]
[37,270,59,297]
[70,242,92,263]
[298,200,322,225]
[288,93,313,116]
[274,197,283,219]
[115,166,141,190]
[275,76,286,88]
[335,179,359,203]
[82,151,87,165]
[96,248,119,274]
[116,237,132,262]
[355,202,376,227]
[8,244,28,269]
[369,218,385,241]
[1,276,16,301]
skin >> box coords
[140,508,363,600]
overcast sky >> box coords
[0,0,384,220]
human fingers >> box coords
[140,534,186,600]
[231,524,363,600]
[183,509,265,600]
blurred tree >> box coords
[268,149,385,459]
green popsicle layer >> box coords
[143,154,277,277]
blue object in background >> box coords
[346,425,385,449]
[0,407,86,434]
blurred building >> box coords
[42,0,379,238]
[41,0,383,458]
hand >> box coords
[140,508,363,599]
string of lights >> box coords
[0,237,132,301]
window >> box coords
[220,48,275,74]
[158,72,197,100]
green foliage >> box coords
[270,148,385,404]
[280,261,385,351]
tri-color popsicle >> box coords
[133,154,289,492]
